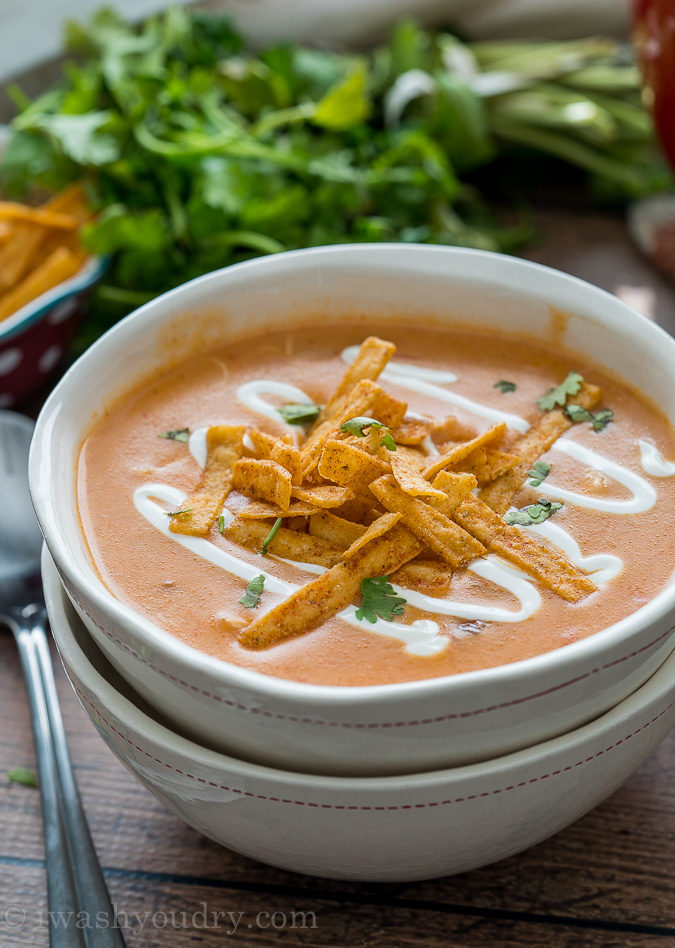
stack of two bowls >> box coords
[31,245,675,881]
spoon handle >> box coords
[31,618,127,948]
[10,615,87,948]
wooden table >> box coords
[1,205,674,947]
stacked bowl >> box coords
[31,245,675,881]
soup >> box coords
[77,322,675,686]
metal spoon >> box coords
[0,410,125,947]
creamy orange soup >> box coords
[77,322,675,686]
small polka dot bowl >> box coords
[43,545,675,882]
[0,127,105,408]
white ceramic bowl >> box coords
[43,546,675,882]
[29,245,675,775]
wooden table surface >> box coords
[1,204,674,947]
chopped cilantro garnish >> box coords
[278,403,322,425]
[7,767,37,787]
[240,575,265,608]
[494,380,516,393]
[536,372,584,411]
[159,428,190,442]
[165,507,193,517]
[355,576,407,623]
[380,432,397,451]
[528,460,551,487]
[260,517,282,555]
[565,405,614,432]
[218,514,226,534]
[340,416,387,437]
[504,499,563,526]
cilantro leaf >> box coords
[340,416,388,437]
[504,499,563,526]
[7,767,37,788]
[260,517,282,555]
[165,507,193,517]
[494,380,516,393]
[160,427,190,442]
[218,514,226,534]
[528,460,551,487]
[380,432,397,451]
[537,372,584,412]
[278,403,322,425]
[240,574,265,608]
[565,405,614,432]
[355,576,407,623]
[313,63,371,130]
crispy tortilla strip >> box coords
[0,202,79,229]
[309,510,366,547]
[324,336,396,417]
[292,484,355,508]
[424,423,506,480]
[238,500,319,519]
[479,383,601,513]
[430,415,477,445]
[301,379,383,476]
[0,247,82,323]
[390,447,447,499]
[225,517,343,567]
[317,438,390,493]
[391,416,434,446]
[248,429,302,485]
[332,495,385,525]
[170,425,244,536]
[371,390,407,428]
[239,523,423,649]
[428,471,478,518]
[452,494,596,602]
[391,558,452,597]
[232,458,293,510]
[450,446,520,486]
[370,475,485,568]
[342,512,402,560]
[0,221,13,244]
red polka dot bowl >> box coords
[0,127,105,408]
[43,545,675,882]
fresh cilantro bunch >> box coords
[1,10,666,349]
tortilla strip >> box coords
[479,382,602,513]
[170,425,244,536]
[323,336,396,418]
[0,222,12,244]
[317,438,390,493]
[391,417,434,446]
[248,429,303,485]
[232,458,293,509]
[0,202,79,230]
[309,510,366,547]
[301,378,383,477]
[452,446,520,486]
[292,484,355,508]
[424,423,507,480]
[390,447,447,499]
[239,523,423,649]
[0,247,83,323]
[371,390,407,428]
[225,517,343,567]
[332,496,385,526]
[370,475,485,569]
[342,512,402,560]
[452,494,597,602]
[238,500,319,519]
[428,471,478,518]
[430,415,477,445]
[391,558,452,598]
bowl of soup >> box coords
[29,244,675,775]
[43,543,675,881]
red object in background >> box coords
[634,0,675,168]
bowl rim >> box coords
[0,124,106,343]
[43,543,675,789]
[31,242,675,708]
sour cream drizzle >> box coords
[638,439,675,477]
[135,354,671,654]
[341,345,530,432]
